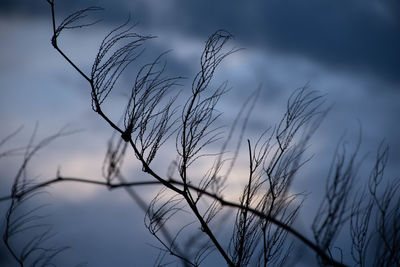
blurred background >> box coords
[0,0,399,266]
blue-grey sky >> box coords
[0,0,399,266]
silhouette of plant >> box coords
[1,1,399,267]
[1,126,71,266]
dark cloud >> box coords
[170,1,400,85]
[2,1,398,84]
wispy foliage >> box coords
[1,2,399,267]
[2,128,70,266]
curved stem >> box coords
[0,176,347,267]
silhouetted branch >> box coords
[312,134,361,265]
[3,2,395,267]
[2,128,71,266]
[0,173,346,266]
[368,143,400,266]
[91,18,152,109]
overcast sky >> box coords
[0,0,399,266]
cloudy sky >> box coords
[0,0,399,266]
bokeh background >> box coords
[0,0,399,266]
